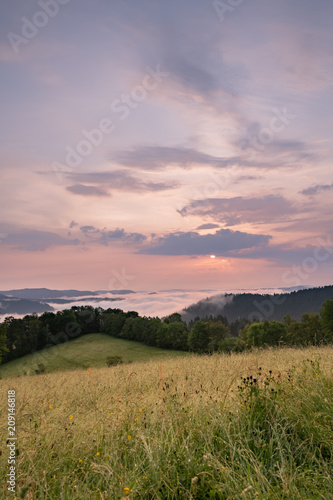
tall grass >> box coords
[1,345,333,499]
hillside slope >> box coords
[182,285,333,322]
[0,333,187,378]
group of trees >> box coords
[0,299,333,366]
[241,302,333,348]
[0,307,103,365]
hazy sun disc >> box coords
[210,255,216,259]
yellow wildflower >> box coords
[69,415,73,420]
[49,405,53,409]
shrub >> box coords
[35,363,46,374]
[106,355,123,367]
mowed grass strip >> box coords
[0,345,332,499]
[0,333,188,378]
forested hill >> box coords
[181,286,333,323]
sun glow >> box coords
[210,255,216,259]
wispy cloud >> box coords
[233,175,262,184]
[80,226,100,234]
[1,230,80,251]
[139,228,271,256]
[196,223,220,230]
[178,195,299,226]
[300,182,333,196]
[112,146,239,171]
[99,229,147,246]
[68,170,178,192]
[66,184,110,197]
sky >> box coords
[0,0,333,294]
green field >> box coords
[0,333,188,379]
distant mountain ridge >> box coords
[1,288,99,300]
[0,297,54,315]
[1,288,136,299]
[181,285,333,323]
[0,288,131,315]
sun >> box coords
[210,255,216,259]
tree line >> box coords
[0,299,333,366]
[182,286,333,323]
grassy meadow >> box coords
[0,334,188,379]
[0,345,333,499]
